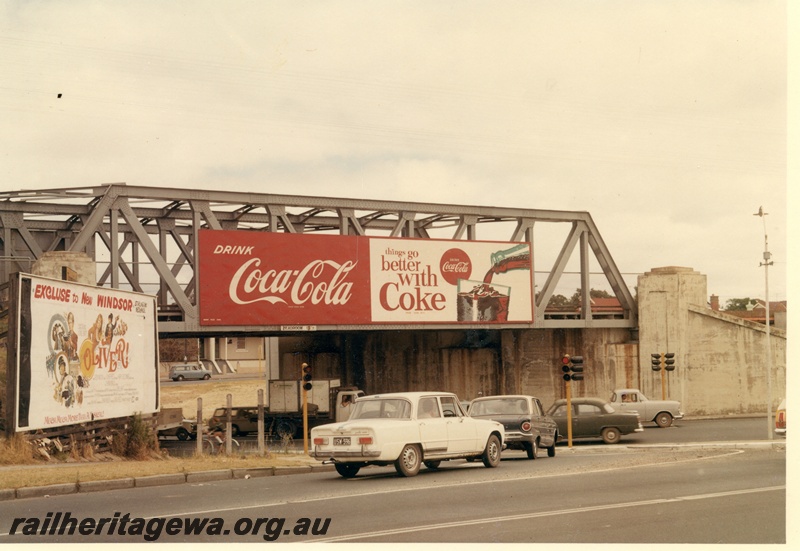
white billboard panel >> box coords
[14,274,159,432]
[369,237,533,323]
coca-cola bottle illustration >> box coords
[456,244,530,322]
[486,243,531,282]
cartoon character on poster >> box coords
[46,310,129,409]
[53,354,76,407]
[46,312,81,408]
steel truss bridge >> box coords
[1,184,636,334]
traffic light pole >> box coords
[301,362,309,455]
[302,386,308,455]
[560,354,583,449]
[566,379,573,448]
[651,352,675,400]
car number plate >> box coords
[333,437,351,446]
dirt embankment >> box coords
[160,379,266,421]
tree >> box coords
[544,288,614,309]
[569,288,613,306]
[159,338,199,362]
[546,294,572,308]
[724,298,757,311]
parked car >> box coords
[208,406,259,436]
[157,419,198,441]
[469,394,558,459]
[775,398,786,437]
[608,388,684,427]
[169,364,212,381]
[546,397,643,444]
[310,392,505,478]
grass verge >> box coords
[0,378,319,491]
[0,450,318,491]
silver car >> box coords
[169,364,212,381]
[609,388,683,428]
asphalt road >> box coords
[0,444,784,544]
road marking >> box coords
[0,447,752,537]
[310,485,786,542]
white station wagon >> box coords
[311,391,505,478]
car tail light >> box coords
[776,412,786,429]
[313,437,328,445]
[521,421,532,432]
[358,437,373,445]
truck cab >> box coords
[335,388,365,422]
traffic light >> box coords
[651,352,676,372]
[301,362,313,391]
[570,356,584,381]
[560,354,584,381]
[651,353,662,371]
[561,355,572,381]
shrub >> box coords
[110,415,158,460]
[0,433,36,465]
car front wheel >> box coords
[424,460,441,470]
[655,412,673,428]
[395,444,421,477]
[602,427,621,444]
[546,434,557,457]
[176,428,190,441]
[526,439,538,460]
[482,435,501,468]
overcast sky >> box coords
[0,1,790,306]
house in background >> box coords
[543,296,627,320]
[709,294,787,331]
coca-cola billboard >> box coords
[199,230,533,326]
[199,231,371,325]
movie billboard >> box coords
[198,229,533,326]
[13,274,159,432]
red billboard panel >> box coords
[199,230,533,326]
[199,230,372,325]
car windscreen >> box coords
[470,398,527,416]
[350,399,412,420]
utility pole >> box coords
[754,206,774,440]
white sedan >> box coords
[311,391,505,478]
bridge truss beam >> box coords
[0,183,637,334]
